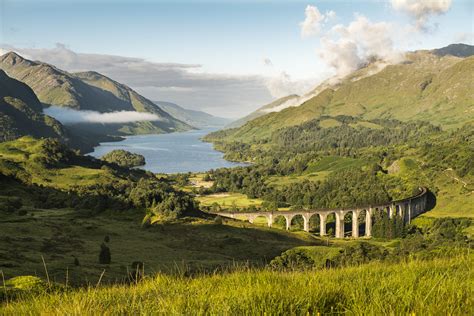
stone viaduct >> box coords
[215,187,428,238]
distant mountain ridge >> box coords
[0,52,191,136]
[209,44,474,143]
[432,43,474,58]
[154,101,231,128]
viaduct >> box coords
[215,187,428,238]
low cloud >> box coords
[43,106,162,124]
[0,44,272,118]
[300,5,336,38]
[390,0,452,31]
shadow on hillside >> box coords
[425,190,437,212]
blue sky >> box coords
[0,0,472,117]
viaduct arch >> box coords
[215,187,428,238]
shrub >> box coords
[99,243,111,264]
[269,248,315,270]
[214,215,223,225]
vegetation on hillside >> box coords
[207,49,473,145]
[0,137,198,216]
[101,149,146,168]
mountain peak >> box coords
[0,51,37,67]
[1,51,24,63]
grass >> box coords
[0,209,316,286]
[305,156,367,174]
[387,156,474,218]
[266,156,368,188]
[197,192,263,209]
[2,253,472,315]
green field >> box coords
[197,192,263,209]
[2,254,472,315]
[266,156,368,187]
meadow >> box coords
[1,253,472,315]
[0,209,317,285]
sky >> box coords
[0,0,473,118]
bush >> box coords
[332,242,388,267]
[99,243,111,264]
[269,248,315,270]
[214,215,223,225]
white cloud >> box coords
[300,5,336,38]
[318,15,403,78]
[0,44,272,118]
[264,71,321,99]
[43,106,162,124]
[390,0,452,31]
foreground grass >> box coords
[2,254,472,315]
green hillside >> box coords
[215,47,473,143]
[0,70,97,152]
[0,136,314,283]
[0,52,191,135]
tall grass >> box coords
[2,253,472,315]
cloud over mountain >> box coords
[44,106,162,124]
[0,44,272,118]
[319,15,402,78]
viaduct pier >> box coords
[216,187,428,238]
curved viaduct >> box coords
[216,187,428,238]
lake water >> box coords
[89,128,247,173]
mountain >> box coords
[154,101,231,128]
[433,43,474,58]
[0,52,191,135]
[0,70,98,151]
[226,95,299,129]
[208,44,474,143]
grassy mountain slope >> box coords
[0,52,191,135]
[154,101,230,128]
[226,94,299,129]
[0,70,97,151]
[214,47,473,143]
